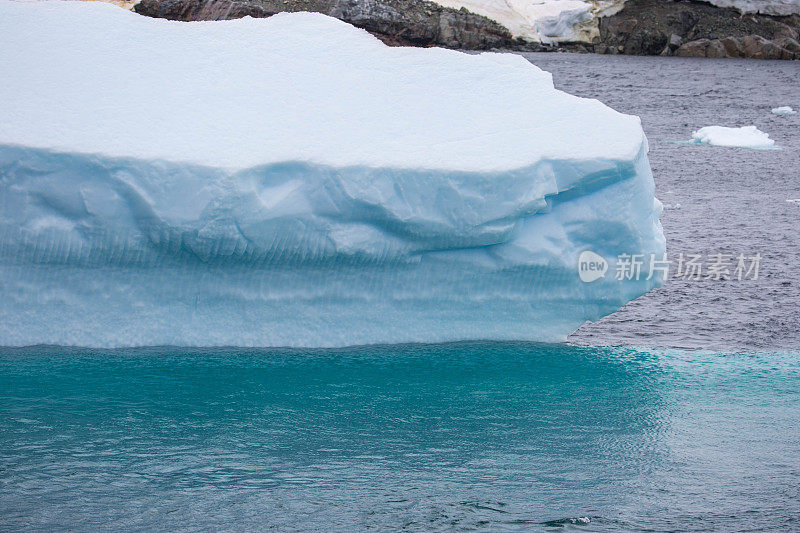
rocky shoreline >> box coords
[134,0,800,58]
[597,0,800,58]
[134,0,517,49]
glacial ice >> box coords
[0,1,664,347]
[430,0,800,42]
[691,126,775,149]
[431,0,597,43]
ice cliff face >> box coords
[0,1,664,347]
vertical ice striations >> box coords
[0,1,664,347]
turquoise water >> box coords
[2,54,800,532]
[2,343,799,531]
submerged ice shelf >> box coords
[0,1,664,347]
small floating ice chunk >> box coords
[691,126,775,149]
[771,106,796,115]
[788,199,800,205]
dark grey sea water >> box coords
[534,53,800,351]
[1,55,799,532]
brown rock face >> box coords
[676,38,711,57]
[134,0,515,49]
[743,34,770,58]
[776,36,800,53]
[133,0,800,58]
[675,34,796,59]
[720,36,744,57]
[705,39,727,57]
[599,0,800,59]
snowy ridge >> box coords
[0,1,664,347]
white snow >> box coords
[0,1,664,347]
[705,0,800,16]
[431,0,800,42]
[772,106,797,115]
[0,1,643,170]
[691,126,775,149]
[433,0,596,42]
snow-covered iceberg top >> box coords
[0,1,664,347]
[691,126,776,149]
[0,1,642,170]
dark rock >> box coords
[133,0,800,59]
[740,34,787,59]
[774,23,799,41]
[625,28,668,55]
[676,39,711,57]
[135,0,514,49]
[720,36,744,58]
[742,34,768,58]
[598,0,800,59]
[665,9,700,35]
[760,40,784,59]
[705,39,728,58]
[617,18,639,35]
[775,36,800,53]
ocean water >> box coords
[539,53,800,351]
[1,55,799,531]
[1,344,799,531]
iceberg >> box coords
[772,106,797,116]
[0,1,664,348]
[691,126,776,149]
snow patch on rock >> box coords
[431,0,626,42]
[704,0,800,16]
[430,0,799,43]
